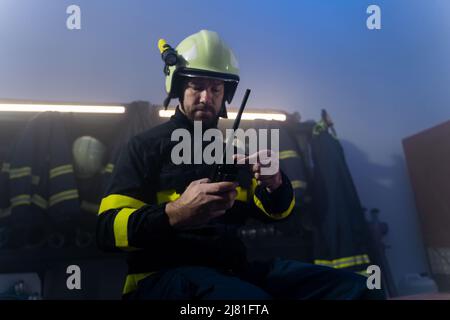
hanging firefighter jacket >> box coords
[7,112,80,236]
[100,101,157,197]
[0,161,10,220]
[96,106,295,295]
[310,120,372,274]
[242,119,310,237]
[70,101,156,217]
[276,122,310,235]
[0,156,12,248]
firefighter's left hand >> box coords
[233,150,282,193]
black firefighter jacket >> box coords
[96,107,295,295]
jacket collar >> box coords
[170,106,194,130]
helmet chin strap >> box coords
[163,95,171,110]
[210,100,227,128]
[218,100,228,118]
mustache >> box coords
[193,104,216,114]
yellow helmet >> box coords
[159,30,240,117]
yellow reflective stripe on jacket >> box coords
[9,167,32,179]
[49,164,74,179]
[7,164,73,181]
[10,192,76,209]
[10,194,48,209]
[249,178,258,197]
[113,208,137,248]
[49,189,79,207]
[279,150,300,160]
[156,186,249,205]
[235,186,248,202]
[123,272,156,295]
[98,194,144,251]
[313,120,327,135]
[250,178,295,220]
[314,254,371,269]
[291,180,307,189]
[156,189,181,204]
[1,162,10,173]
[10,194,32,207]
[102,163,115,174]
[357,270,369,277]
[253,194,295,220]
[98,194,147,215]
[33,194,48,209]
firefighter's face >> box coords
[181,77,225,127]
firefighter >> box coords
[97,30,383,299]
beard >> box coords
[189,104,219,129]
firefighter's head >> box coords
[179,76,225,128]
[159,30,240,126]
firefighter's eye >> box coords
[212,86,222,94]
[189,85,204,92]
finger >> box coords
[203,192,235,211]
[236,150,265,166]
[203,194,229,204]
[245,150,276,168]
[208,200,230,212]
[251,163,261,173]
[255,172,274,180]
[209,210,227,219]
[205,181,239,194]
[226,189,238,201]
[191,177,211,186]
[212,198,236,211]
[257,150,275,167]
[243,152,258,165]
[257,174,276,181]
[207,188,237,200]
[258,159,272,168]
[208,191,237,210]
[232,153,246,163]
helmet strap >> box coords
[218,100,228,118]
[163,95,171,110]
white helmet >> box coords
[72,136,106,179]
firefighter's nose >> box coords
[200,89,213,105]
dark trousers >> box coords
[125,258,385,300]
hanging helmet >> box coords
[72,136,106,179]
[159,30,240,117]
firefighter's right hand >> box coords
[165,178,238,229]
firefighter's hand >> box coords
[165,178,238,229]
[234,150,282,193]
